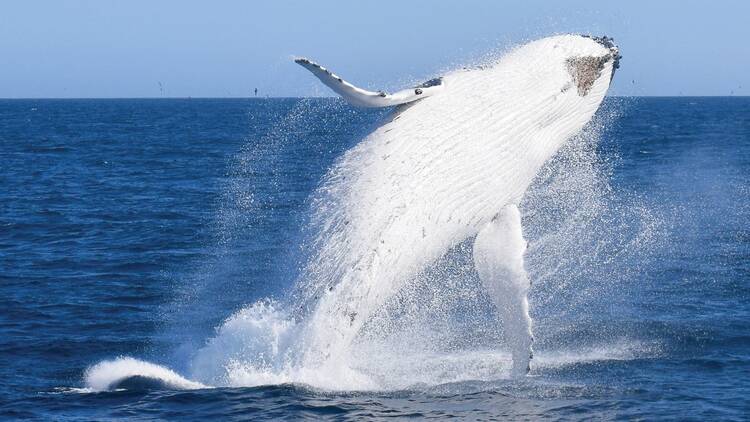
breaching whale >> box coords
[294,34,620,376]
[81,35,621,393]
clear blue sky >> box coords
[1,0,747,98]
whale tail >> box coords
[294,57,443,108]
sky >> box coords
[1,0,747,98]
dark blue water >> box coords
[1,97,748,420]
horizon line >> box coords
[1,95,748,100]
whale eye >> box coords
[415,88,423,95]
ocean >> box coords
[1,97,748,420]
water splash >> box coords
[85,36,663,392]
[85,357,206,392]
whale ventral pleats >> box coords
[566,56,608,96]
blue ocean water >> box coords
[0,97,748,420]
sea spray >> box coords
[160,99,388,367]
[523,98,664,353]
[85,358,206,392]
[85,36,663,392]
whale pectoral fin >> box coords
[473,204,534,376]
[294,57,443,108]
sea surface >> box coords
[1,97,748,420]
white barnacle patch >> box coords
[566,55,609,96]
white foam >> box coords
[85,357,206,392]
[189,301,377,390]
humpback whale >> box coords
[294,34,620,376]
[82,35,622,392]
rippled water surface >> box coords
[1,97,748,420]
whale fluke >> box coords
[294,57,443,108]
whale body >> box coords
[294,34,620,376]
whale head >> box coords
[489,34,619,100]
[454,34,621,158]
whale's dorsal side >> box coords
[294,57,443,108]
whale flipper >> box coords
[473,205,534,376]
[294,57,443,108]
